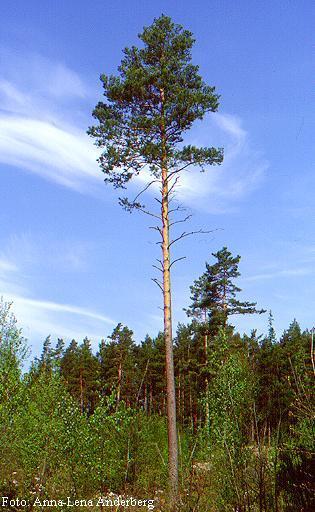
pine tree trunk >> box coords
[160,87,179,503]
[117,359,122,407]
[79,371,84,414]
[182,382,185,423]
[177,373,181,424]
[203,311,210,427]
[189,378,193,431]
[150,383,153,414]
[144,384,147,414]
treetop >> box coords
[88,14,223,207]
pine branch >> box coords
[168,229,214,249]
[170,256,186,268]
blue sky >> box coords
[0,0,314,356]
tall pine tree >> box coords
[88,15,223,498]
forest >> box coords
[0,246,314,511]
[0,10,314,512]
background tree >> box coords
[88,15,223,498]
[1,296,313,509]
[0,298,28,411]
[187,247,265,331]
[135,335,155,414]
[186,247,265,429]
[38,335,53,373]
[106,323,137,407]
[60,339,100,413]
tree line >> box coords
[1,247,312,510]
[31,246,265,422]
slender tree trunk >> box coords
[189,377,193,431]
[79,371,84,414]
[182,381,185,423]
[203,310,210,427]
[117,358,122,407]
[144,384,148,414]
[150,383,153,414]
[160,87,179,502]
[177,372,181,423]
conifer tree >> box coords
[79,337,100,413]
[88,15,223,497]
[174,323,200,428]
[187,247,265,330]
[60,338,100,413]
[107,323,137,407]
[136,335,155,413]
[186,247,265,427]
[53,338,65,368]
[150,332,167,414]
[60,339,80,403]
[39,335,53,372]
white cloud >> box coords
[0,53,102,192]
[8,294,115,325]
[1,50,87,102]
[0,115,100,190]
[175,113,267,211]
[3,293,111,352]
[2,232,92,274]
[0,52,267,211]
[1,284,114,351]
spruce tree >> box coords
[88,15,223,497]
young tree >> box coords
[0,299,28,407]
[88,15,223,498]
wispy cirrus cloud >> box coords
[0,115,100,190]
[0,236,115,349]
[7,294,115,326]
[1,278,115,349]
[0,51,267,211]
[176,113,267,211]
[0,51,101,192]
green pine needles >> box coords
[88,14,223,209]
[88,14,224,502]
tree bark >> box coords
[203,310,210,427]
[160,86,179,503]
[79,371,84,414]
[117,358,122,408]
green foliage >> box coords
[89,392,134,491]
[1,285,314,510]
[207,345,254,447]
[186,247,265,332]
[0,298,28,409]
[1,372,84,505]
[125,413,169,492]
[88,14,223,209]
[61,337,100,413]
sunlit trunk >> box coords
[160,87,179,503]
